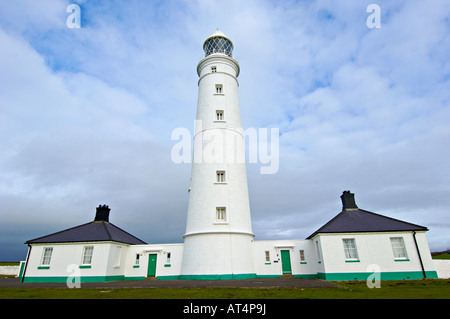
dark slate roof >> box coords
[306,191,428,239]
[26,205,147,245]
[26,221,147,245]
[306,208,428,239]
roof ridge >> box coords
[105,222,147,244]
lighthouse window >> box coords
[216,171,225,183]
[215,84,223,94]
[216,110,224,121]
[211,66,217,73]
[216,207,226,222]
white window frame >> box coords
[135,253,140,265]
[265,251,270,263]
[390,237,409,260]
[216,207,226,222]
[215,84,223,94]
[299,250,306,263]
[216,170,226,183]
[81,246,94,265]
[215,110,224,122]
[40,247,53,266]
[343,238,359,261]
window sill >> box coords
[79,265,91,269]
[214,93,224,96]
[133,265,140,268]
[38,266,50,270]
[394,258,410,262]
[214,182,227,185]
[300,262,307,264]
[264,262,271,265]
[213,222,229,225]
[345,260,360,263]
[164,264,171,267]
[213,120,226,123]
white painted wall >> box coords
[316,231,436,275]
[252,240,318,277]
[23,242,118,279]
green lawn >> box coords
[0,279,448,299]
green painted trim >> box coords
[22,275,146,283]
[18,262,25,279]
[79,265,91,269]
[37,266,50,270]
[133,265,140,268]
[157,275,181,280]
[179,273,257,280]
[345,260,360,263]
[264,262,271,265]
[394,258,410,262]
[300,262,307,264]
[293,274,318,279]
[164,264,171,267]
[317,270,438,281]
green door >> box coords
[281,250,292,274]
[147,254,157,277]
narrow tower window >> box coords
[216,110,224,121]
[215,84,223,94]
[211,66,217,73]
[216,170,225,183]
[216,207,226,222]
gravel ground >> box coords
[0,277,338,289]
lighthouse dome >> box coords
[203,30,234,57]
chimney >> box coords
[340,191,358,210]
[94,205,110,222]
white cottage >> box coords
[19,31,438,283]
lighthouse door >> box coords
[147,254,157,277]
[280,250,292,274]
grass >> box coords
[0,279,448,299]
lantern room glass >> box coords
[204,36,233,57]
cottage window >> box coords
[390,237,408,260]
[343,239,359,261]
[41,247,53,266]
[265,251,270,263]
[135,254,140,265]
[82,246,94,265]
[299,250,306,263]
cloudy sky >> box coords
[1,0,449,261]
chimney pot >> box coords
[94,205,110,222]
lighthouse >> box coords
[180,30,256,279]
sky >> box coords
[0,0,449,261]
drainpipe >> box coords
[413,232,426,279]
[21,244,32,283]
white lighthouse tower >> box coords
[180,31,256,279]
